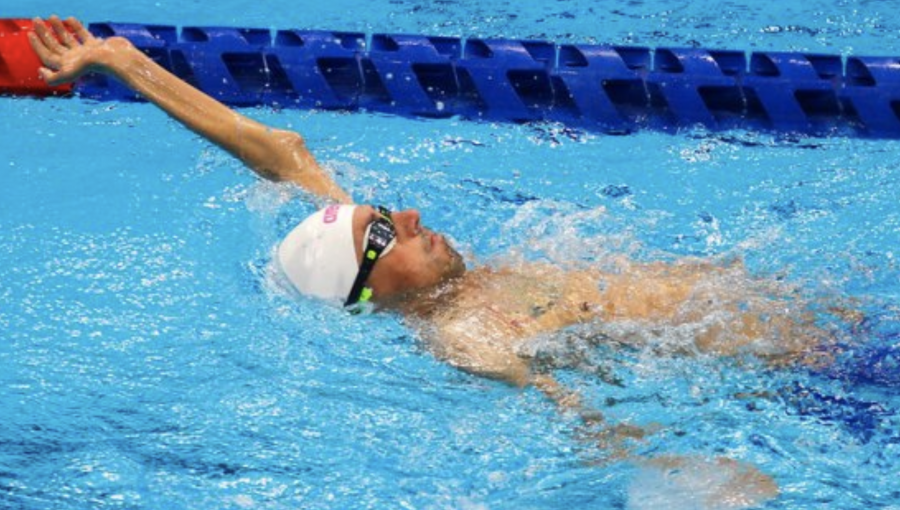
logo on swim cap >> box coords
[322,204,341,224]
[277,205,359,301]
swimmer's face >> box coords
[351,205,466,300]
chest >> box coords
[437,268,602,341]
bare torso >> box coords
[402,258,829,386]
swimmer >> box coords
[31,15,831,507]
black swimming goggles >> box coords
[345,206,396,308]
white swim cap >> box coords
[277,204,359,302]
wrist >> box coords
[93,36,140,77]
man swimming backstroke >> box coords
[31,14,847,506]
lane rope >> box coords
[4,19,900,137]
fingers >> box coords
[31,17,64,57]
[28,15,92,85]
[48,15,78,49]
[30,16,87,53]
[29,15,92,68]
[64,17,94,44]
[27,23,61,70]
[38,66,64,87]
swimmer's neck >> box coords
[377,265,491,318]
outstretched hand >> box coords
[28,16,117,86]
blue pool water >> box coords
[3,0,900,509]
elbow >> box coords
[253,128,349,202]
[277,130,316,171]
[275,130,307,152]
[259,130,316,182]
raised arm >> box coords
[29,15,351,204]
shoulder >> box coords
[406,270,532,385]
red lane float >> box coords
[0,18,72,96]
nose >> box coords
[392,209,421,238]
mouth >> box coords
[421,229,439,251]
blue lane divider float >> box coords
[77,23,900,137]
